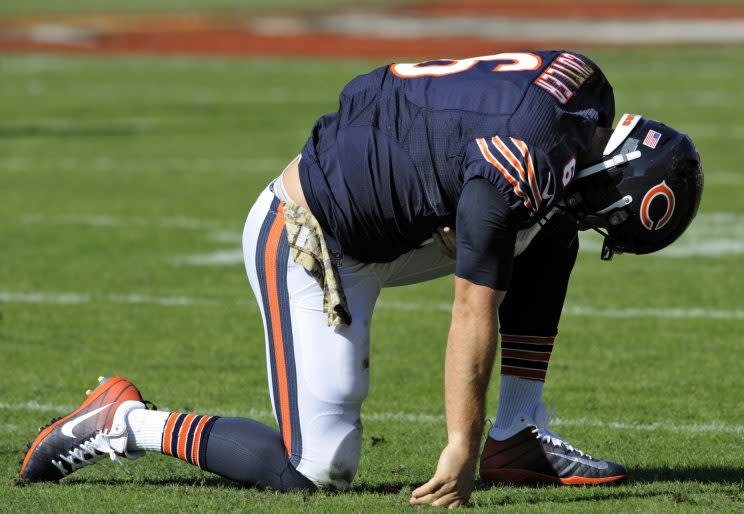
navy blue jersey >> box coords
[299,50,615,263]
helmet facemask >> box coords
[565,181,632,259]
[562,113,703,261]
[564,152,637,260]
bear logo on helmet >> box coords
[640,181,676,231]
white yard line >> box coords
[579,237,744,258]
[19,214,228,230]
[18,212,744,260]
[175,250,244,266]
[549,417,744,435]
[580,212,744,258]
[5,83,325,103]
[0,291,222,307]
[0,118,157,130]
[1,401,741,435]
[377,300,744,320]
[0,401,74,412]
[0,292,91,305]
[1,55,352,74]
[705,171,744,185]
[2,156,285,174]
[254,14,744,45]
[208,230,242,243]
[631,91,744,109]
[683,124,744,142]
[562,305,744,320]
[2,290,742,319]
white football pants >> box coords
[242,182,454,489]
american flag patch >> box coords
[643,130,662,149]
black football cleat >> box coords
[480,402,627,485]
[19,376,147,482]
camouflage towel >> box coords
[283,202,351,327]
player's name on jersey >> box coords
[534,53,594,105]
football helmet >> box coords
[565,113,704,260]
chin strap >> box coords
[569,151,642,261]
[597,195,633,215]
[601,239,615,261]
[575,150,642,180]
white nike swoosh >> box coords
[546,451,609,470]
[61,403,113,438]
[542,174,554,200]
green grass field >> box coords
[1,47,743,512]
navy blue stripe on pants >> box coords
[254,196,302,467]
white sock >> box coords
[126,408,171,452]
[493,375,543,436]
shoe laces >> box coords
[51,430,128,477]
[529,403,592,458]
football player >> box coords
[20,50,703,508]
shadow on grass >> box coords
[472,465,744,490]
[59,476,410,495]
[27,465,742,493]
[629,465,744,484]
[60,476,246,489]
[470,467,744,507]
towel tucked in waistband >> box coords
[283,201,352,327]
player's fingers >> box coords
[411,482,455,505]
[415,479,460,505]
[411,491,442,505]
[432,492,459,508]
[448,499,462,509]
[411,489,449,506]
[411,477,444,499]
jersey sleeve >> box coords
[455,178,518,291]
[463,136,554,222]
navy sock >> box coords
[202,417,316,491]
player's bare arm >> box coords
[411,173,518,507]
[411,279,504,508]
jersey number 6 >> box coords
[391,52,542,78]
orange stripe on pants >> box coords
[263,203,293,457]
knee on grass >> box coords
[300,415,363,490]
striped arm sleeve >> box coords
[472,136,545,216]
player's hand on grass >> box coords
[433,226,457,259]
[410,442,476,508]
